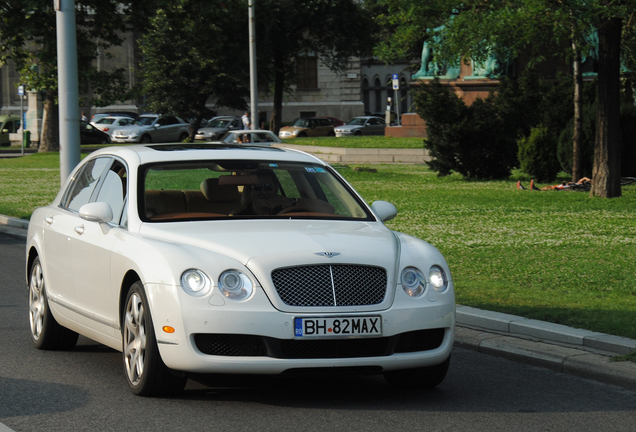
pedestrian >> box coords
[81,112,88,122]
[242,112,251,130]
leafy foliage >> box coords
[413,79,517,179]
[139,0,249,135]
[518,125,561,183]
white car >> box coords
[91,116,139,137]
[194,116,241,141]
[335,116,387,137]
[26,143,455,396]
[221,129,282,146]
[111,114,190,143]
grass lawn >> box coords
[284,135,424,149]
[1,150,635,340]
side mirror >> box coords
[79,202,113,223]
[371,201,397,222]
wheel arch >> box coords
[26,246,39,286]
[118,270,142,332]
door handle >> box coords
[45,216,53,225]
[74,225,85,235]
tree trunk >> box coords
[270,53,285,135]
[572,38,583,182]
[591,17,622,198]
[39,91,59,152]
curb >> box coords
[1,215,635,390]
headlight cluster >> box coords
[292,129,299,136]
[180,269,253,300]
[400,265,448,297]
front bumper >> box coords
[146,282,455,375]
[112,136,140,143]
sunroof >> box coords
[147,143,285,152]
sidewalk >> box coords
[2,214,635,391]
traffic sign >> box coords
[392,74,399,90]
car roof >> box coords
[88,143,324,166]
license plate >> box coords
[294,316,381,338]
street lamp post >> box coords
[249,0,258,130]
[55,0,81,185]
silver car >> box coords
[335,116,386,137]
[91,116,139,137]
[112,114,190,143]
[194,116,241,141]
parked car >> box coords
[324,116,345,127]
[0,115,21,146]
[335,116,387,137]
[91,116,139,137]
[111,114,190,143]
[278,117,335,138]
[91,112,139,123]
[221,129,282,146]
[194,116,241,141]
[80,121,111,144]
[26,143,455,396]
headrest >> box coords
[200,178,241,202]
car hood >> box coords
[139,219,397,268]
[336,125,364,130]
[139,219,400,312]
[196,127,227,134]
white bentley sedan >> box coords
[26,143,455,396]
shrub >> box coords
[414,79,517,179]
[557,103,596,178]
[518,124,561,183]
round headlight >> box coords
[429,266,448,292]
[180,269,211,297]
[292,129,299,136]
[219,270,253,300]
[400,267,426,297]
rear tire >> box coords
[178,133,189,142]
[122,281,187,396]
[384,356,450,389]
[28,257,79,350]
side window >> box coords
[94,160,127,225]
[63,157,110,212]
[161,116,177,126]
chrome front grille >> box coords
[271,265,387,307]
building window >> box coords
[400,78,408,114]
[374,78,382,114]
[362,78,370,114]
[297,55,318,89]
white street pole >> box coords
[249,0,258,130]
[20,86,24,157]
[55,0,81,185]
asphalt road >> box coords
[2,234,635,432]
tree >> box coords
[0,1,147,152]
[254,0,377,133]
[426,0,635,198]
[372,0,636,197]
[138,0,250,138]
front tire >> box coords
[384,356,451,389]
[123,281,187,396]
[140,134,152,144]
[28,256,79,350]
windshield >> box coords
[290,118,310,128]
[346,118,367,126]
[141,160,373,222]
[137,116,158,126]
[207,119,230,128]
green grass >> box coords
[1,152,636,340]
[284,136,424,149]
